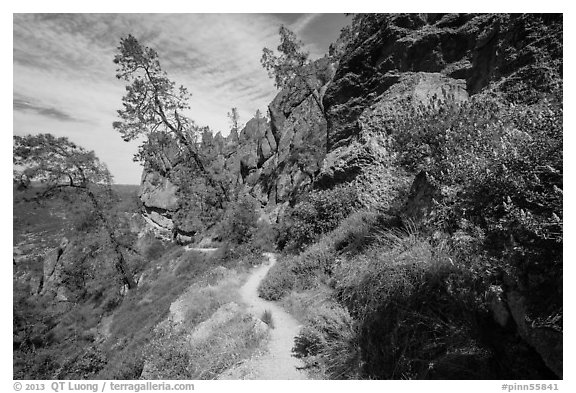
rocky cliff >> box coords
[320,13,562,194]
[140,57,335,232]
[140,14,561,235]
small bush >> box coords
[218,195,259,245]
[293,302,361,379]
[143,238,168,261]
[258,257,296,301]
[276,185,359,253]
[250,220,278,252]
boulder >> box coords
[403,171,441,222]
[506,291,563,378]
[324,13,562,151]
[139,170,179,215]
[40,237,69,296]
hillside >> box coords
[13,13,562,381]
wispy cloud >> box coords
[14,94,80,123]
[291,13,322,34]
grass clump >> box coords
[143,311,267,379]
[258,210,390,302]
[293,302,361,379]
[260,310,274,328]
[258,256,296,301]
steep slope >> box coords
[320,13,562,192]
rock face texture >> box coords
[322,13,562,186]
[140,58,335,230]
[141,13,562,227]
[140,170,180,231]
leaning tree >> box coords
[13,133,137,289]
[261,26,331,151]
[113,35,228,199]
[113,35,232,237]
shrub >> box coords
[332,228,487,379]
[143,238,168,261]
[389,92,563,319]
[249,220,278,252]
[258,257,296,301]
[218,195,259,245]
[293,302,361,379]
[277,185,359,253]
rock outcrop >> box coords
[140,57,335,230]
[322,13,561,185]
[140,13,561,226]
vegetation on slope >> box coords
[258,89,562,379]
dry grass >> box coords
[259,212,489,379]
[112,254,267,379]
[97,247,254,379]
[143,307,268,379]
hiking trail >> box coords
[219,252,308,380]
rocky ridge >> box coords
[141,14,562,234]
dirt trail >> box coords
[184,245,219,253]
[220,252,308,380]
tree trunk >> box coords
[86,188,137,290]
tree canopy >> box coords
[113,34,208,175]
[113,35,192,144]
[113,35,235,235]
[261,26,310,90]
[227,107,242,133]
[13,133,137,289]
[14,134,112,191]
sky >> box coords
[13,13,350,184]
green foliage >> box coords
[293,303,361,379]
[261,25,310,89]
[390,92,563,316]
[249,220,278,252]
[227,107,242,132]
[277,186,359,253]
[257,257,296,301]
[13,134,113,188]
[142,238,168,261]
[113,34,192,148]
[218,196,259,245]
